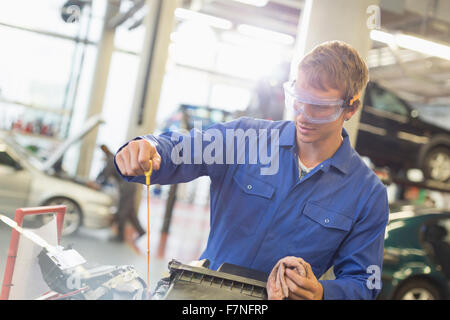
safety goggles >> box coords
[283,80,359,124]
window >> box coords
[0,0,103,141]
[369,88,409,116]
[171,21,218,70]
[0,150,17,168]
[436,218,450,245]
[0,27,75,110]
[0,0,105,41]
[209,84,251,112]
[89,51,140,180]
[422,217,450,278]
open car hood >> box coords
[41,115,104,171]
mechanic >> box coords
[114,40,389,300]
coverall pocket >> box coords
[288,201,353,262]
[233,170,275,199]
[302,201,352,232]
[228,170,276,235]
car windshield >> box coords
[370,87,409,116]
[0,135,46,170]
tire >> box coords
[42,197,83,236]
[393,278,442,300]
[422,146,450,183]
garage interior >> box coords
[0,0,449,300]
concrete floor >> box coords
[0,190,211,299]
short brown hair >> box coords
[298,40,369,109]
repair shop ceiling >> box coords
[179,0,302,36]
[179,0,450,106]
[370,0,450,106]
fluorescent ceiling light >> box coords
[174,8,233,30]
[370,29,450,61]
[231,0,269,7]
[222,32,262,47]
[396,34,450,60]
[237,24,295,45]
[370,30,395,47]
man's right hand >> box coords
[115,139,162,176]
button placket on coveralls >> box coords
[249,145,331,272]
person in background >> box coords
[96,144,146,249]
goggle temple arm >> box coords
[345,92,362,108]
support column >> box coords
[76,0,121,178]
[289,0,379,146]
[124,0,178,255]
[126,0,179,141]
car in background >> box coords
[379,204,450,300]
[356,82,450,182]
[0,116,117,235]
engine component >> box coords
[38,247,146,300]
[152,259,268,300]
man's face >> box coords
[294,74,354,144]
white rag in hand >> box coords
[267,256,308,300]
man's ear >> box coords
[344,105,358,121]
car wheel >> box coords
[423,147,450,182]
[394,279,442,300]
[42,197,82,236]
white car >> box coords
[0,116,117,235]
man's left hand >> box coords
[285,262,323,300]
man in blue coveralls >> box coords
[114,41,389,300]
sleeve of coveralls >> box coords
[113,118,253,186]
[318,184,389,300]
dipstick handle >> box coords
[145,160,153,186]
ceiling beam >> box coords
[107,0,146,29]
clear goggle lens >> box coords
[283,81,346,124]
